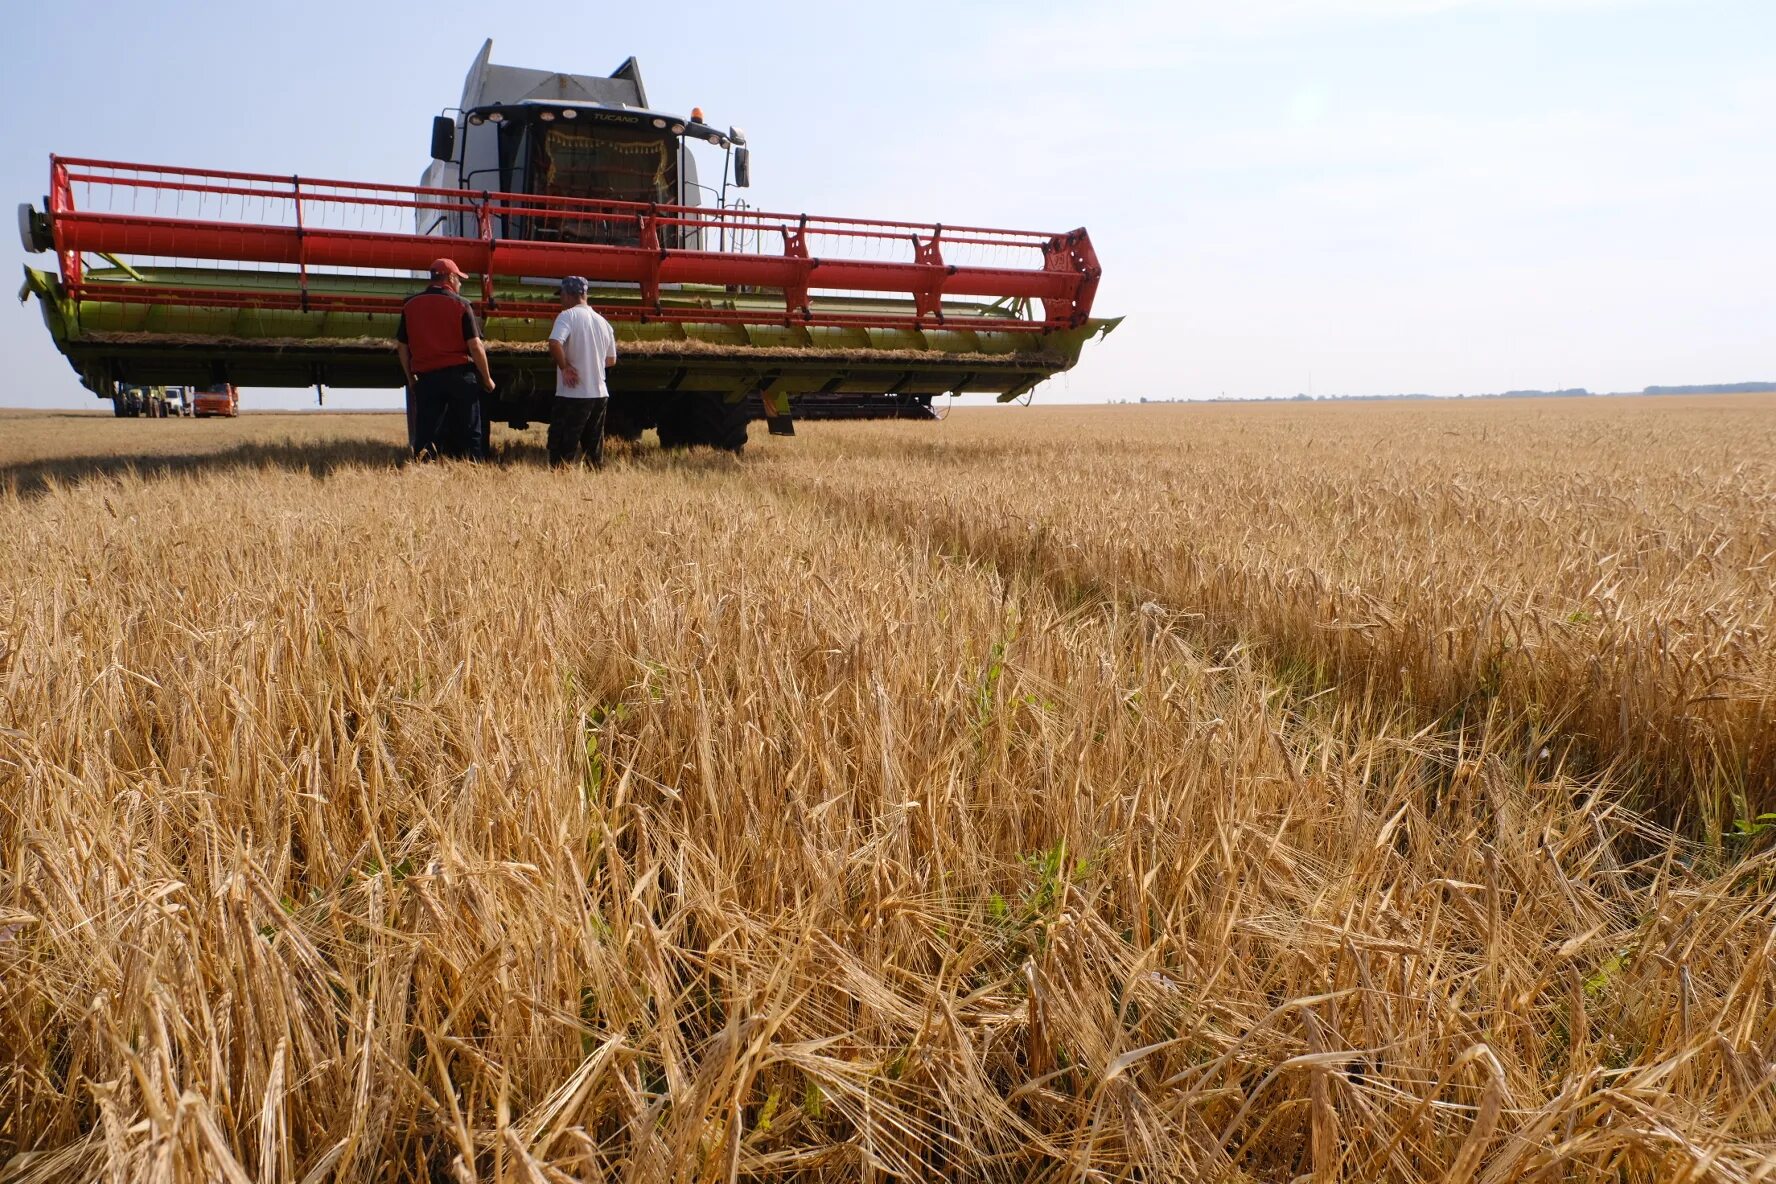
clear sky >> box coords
[3,0,1771,409]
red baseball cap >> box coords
[429,257,467,279]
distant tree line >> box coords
[1643,382,1776,395]
[1107,382,1774,405]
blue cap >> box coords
[559,276,589,297]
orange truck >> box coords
[192,383,239,418]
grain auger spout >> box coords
[19,42,1120,451]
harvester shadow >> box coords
[0,439,411,500]
[489,436,748,474]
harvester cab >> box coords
[420,48,749,252]
[18,40,1119,451]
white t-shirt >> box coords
[548,304,617,399]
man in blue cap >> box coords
[546,276,618,468]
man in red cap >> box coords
[395,258,496,460]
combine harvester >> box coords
[18,42,1118,451]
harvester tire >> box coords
[603,399,646,444]
[655,393,746,453]
[674,393,749,455]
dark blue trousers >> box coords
[412,365,484,460]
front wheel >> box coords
[657,393,748,454]
[603,398,647,443]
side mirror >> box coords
[430,116,457,163]
[18,202,52,253]
[732,146,751,188]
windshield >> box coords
[528,123,678,245]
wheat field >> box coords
[3,398,1774,1183]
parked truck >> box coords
[192,383,238,418]
[19,41,1116,451]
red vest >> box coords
[399,287,478,374]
